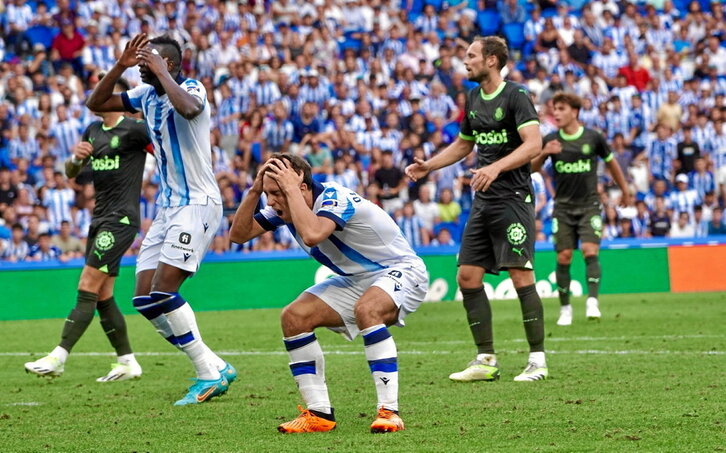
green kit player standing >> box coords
[532,92,630,326]
[25,78,152,381]
[406,36,548,382]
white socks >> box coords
[284,332,331,414]
[529,351,546,367]
[50,346,69,363]
[361,324,399,412]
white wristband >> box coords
[71,156,83,165]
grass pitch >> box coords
[1,292,724,452]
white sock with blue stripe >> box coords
[284,332,331,414]
[151,292,220,381]
[133,295,181,350]
[362,324,399,412]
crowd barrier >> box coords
[1,237,724,321]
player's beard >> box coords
[467,68,488,84]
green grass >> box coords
[1,292,724,452]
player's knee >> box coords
[557,250,573,264]
[78,267,105,294]
[280,303,315,335]
[456,270,482,289]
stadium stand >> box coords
[0,0,725,263]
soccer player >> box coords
[86,34,235,405]
[24,77,149,382]
[230,154,428,433]
[532,92,630,326]
[405,36,547,382]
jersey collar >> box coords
[312,180,325,200]
[559,126,584,141]
[480,81,506,101]
[101,116,125,131]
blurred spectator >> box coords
[708,207,726,235]
[396,201,426,247]
[27,232,62,261]
[670,211,695,238]
[51,220,83,258]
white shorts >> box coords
[136,203,222,274]
[305,260,429,341]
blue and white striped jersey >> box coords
[647,137,677,180]
[254,181,422,276]
[43,188,75,232]
[122,78,222,208]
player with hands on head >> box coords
[25,76,150,382]
[531,92,631,325]
[406,36,548,382]
[231,153,428,434]
[86,34,235,406]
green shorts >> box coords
[458,197,536,275]
[552,202,603,252]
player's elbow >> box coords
[301,235,322,248]
[85,98,99,111]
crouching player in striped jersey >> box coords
[230,154,429,433]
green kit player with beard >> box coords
[532,92,630,326]
[25,77,152,382]
[406,36,548,382]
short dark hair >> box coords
[552,92,582,111]
[265,152,313,189]
[149,35,182,72]
[473,36,508,70]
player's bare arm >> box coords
[229,164,269,244]
[471,124,542,192]
[531,139,562,172]
[64,141,93,178]
[136,47,203,120]
[86,34,149,112]
[405,136,474,181]
[266,158,336,247]
[605,158,631,206]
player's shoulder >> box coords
[582,127,605,141]
[543,131,559,142]
[503,81,531,98]
[85,120,103,132]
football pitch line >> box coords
[2,349,722,357]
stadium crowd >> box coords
[0,0,725,263]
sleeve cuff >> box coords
[120,92,138,113]
[517,120,539,130]
[458,132,475,141]
[253,213,277,231]
[318,211,346,231]
[604,153,614,162]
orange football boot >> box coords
[277,406,337,433]
[370,408,405,433]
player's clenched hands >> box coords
[72,142,93,161]
[543,140,562,155]
[470,165,501,192]
[266,158,303,195]
[136,46,168,76]
[118,34,149,68]
[405,157,431,181]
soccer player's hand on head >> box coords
[119,33,149,68]
[136,46,168,75]
[251,162,271,194]
[73,141,93,160]
[267,158,303,195]
[405,157,430,182]
[543,140,562,155]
